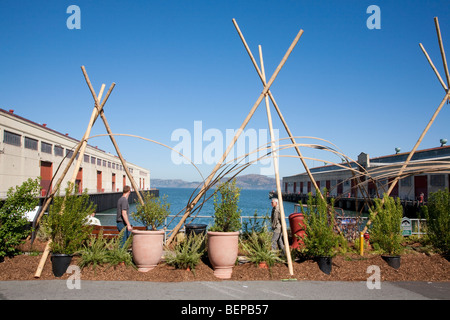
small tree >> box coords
[132,192,170,230]
[369,195,403,256]
[209,179,242,232]
[300,193,339,257]
[42,184,95,255]
[422,189,450,255]
[0,178,41,258]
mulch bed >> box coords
[0,239,449,282]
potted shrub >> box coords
[131,192,170,272]
[369,194,404,269]
[207,179,242,279]
[0,178,41,262]
[422,189,450,259]
[300,193,339,275]
[41,184,95,277]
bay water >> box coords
[96,187,298,231]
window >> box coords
[4,130,21,146]
[112,163,115,170]
[66,149,74,158]
[54,145,64,156]
[97,158,102,166]
[25,137,38,150]
[41,142,52,154]
[108,161,111,168]
[102,160,106,167]
[91,156,96,165]
[431,175,445,187]
[84,154,90,163]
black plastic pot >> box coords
[382,255,401,269]
[317,256,332,275]
[185,224,207,238]
[51,253,73,277]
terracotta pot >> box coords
[207,231,239,279]
[258,262,269,269]
[132,229,164,272]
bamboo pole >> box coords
[34,83,108,278]
[166,22,304,245]
[259,45,293,275]
[419,43,448,91]
[362,18,450,234]
[434,17,450,88]
[362,90,450,234]
[231,18,323,200]
[34,82,115,227]
[80,66,144,205]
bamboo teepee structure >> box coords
[34,66,145,278]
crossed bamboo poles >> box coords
[362,17,450,234]
[163,19,318,275]
[33,17,448,277]
[34,67,146,278]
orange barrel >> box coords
[288,213,306,249]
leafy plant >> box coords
[42,184,95,255]
[241,210,270,240]
[77,231,109,270]
[369,194,404,256]
[132,192,170,230]
[422,189,450,255]
[239,229,283,269]
[209,179,242,232]
[164,233,206,274]
[0,178,41,258]
[106,230,134,267]
[77,229,134,270]
[300,193,339,257]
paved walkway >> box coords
[1,280,449,300]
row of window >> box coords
[3,129,137,174]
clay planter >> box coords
[382,255,401,269]
[132,229,164,272]
[207,231,239,279]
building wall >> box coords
[283,161,450,201]
[0,110,150,197]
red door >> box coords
[414,176,428,201]
[97,171,102,192]
[112,173,116,192]
[40,161,52,196]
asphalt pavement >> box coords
[1,279,449,300]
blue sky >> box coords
[1,0,450,182]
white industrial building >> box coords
[0,108,150,198]
[282,145,450,202]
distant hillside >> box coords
[152,174,277,190]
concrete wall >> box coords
[0,110,151,197]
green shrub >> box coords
[165,233,206,273]
[422,189,450,255]
[369,195,403,256]
[241,210,270,240]
[77,229,133,269]
[0,178,41,258]
[42,184,95,255]
[239,229,283,269]
[209,179,242,232]
[300,193,339,257]
[132,192,170,231]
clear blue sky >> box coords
[1,0,449,182]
